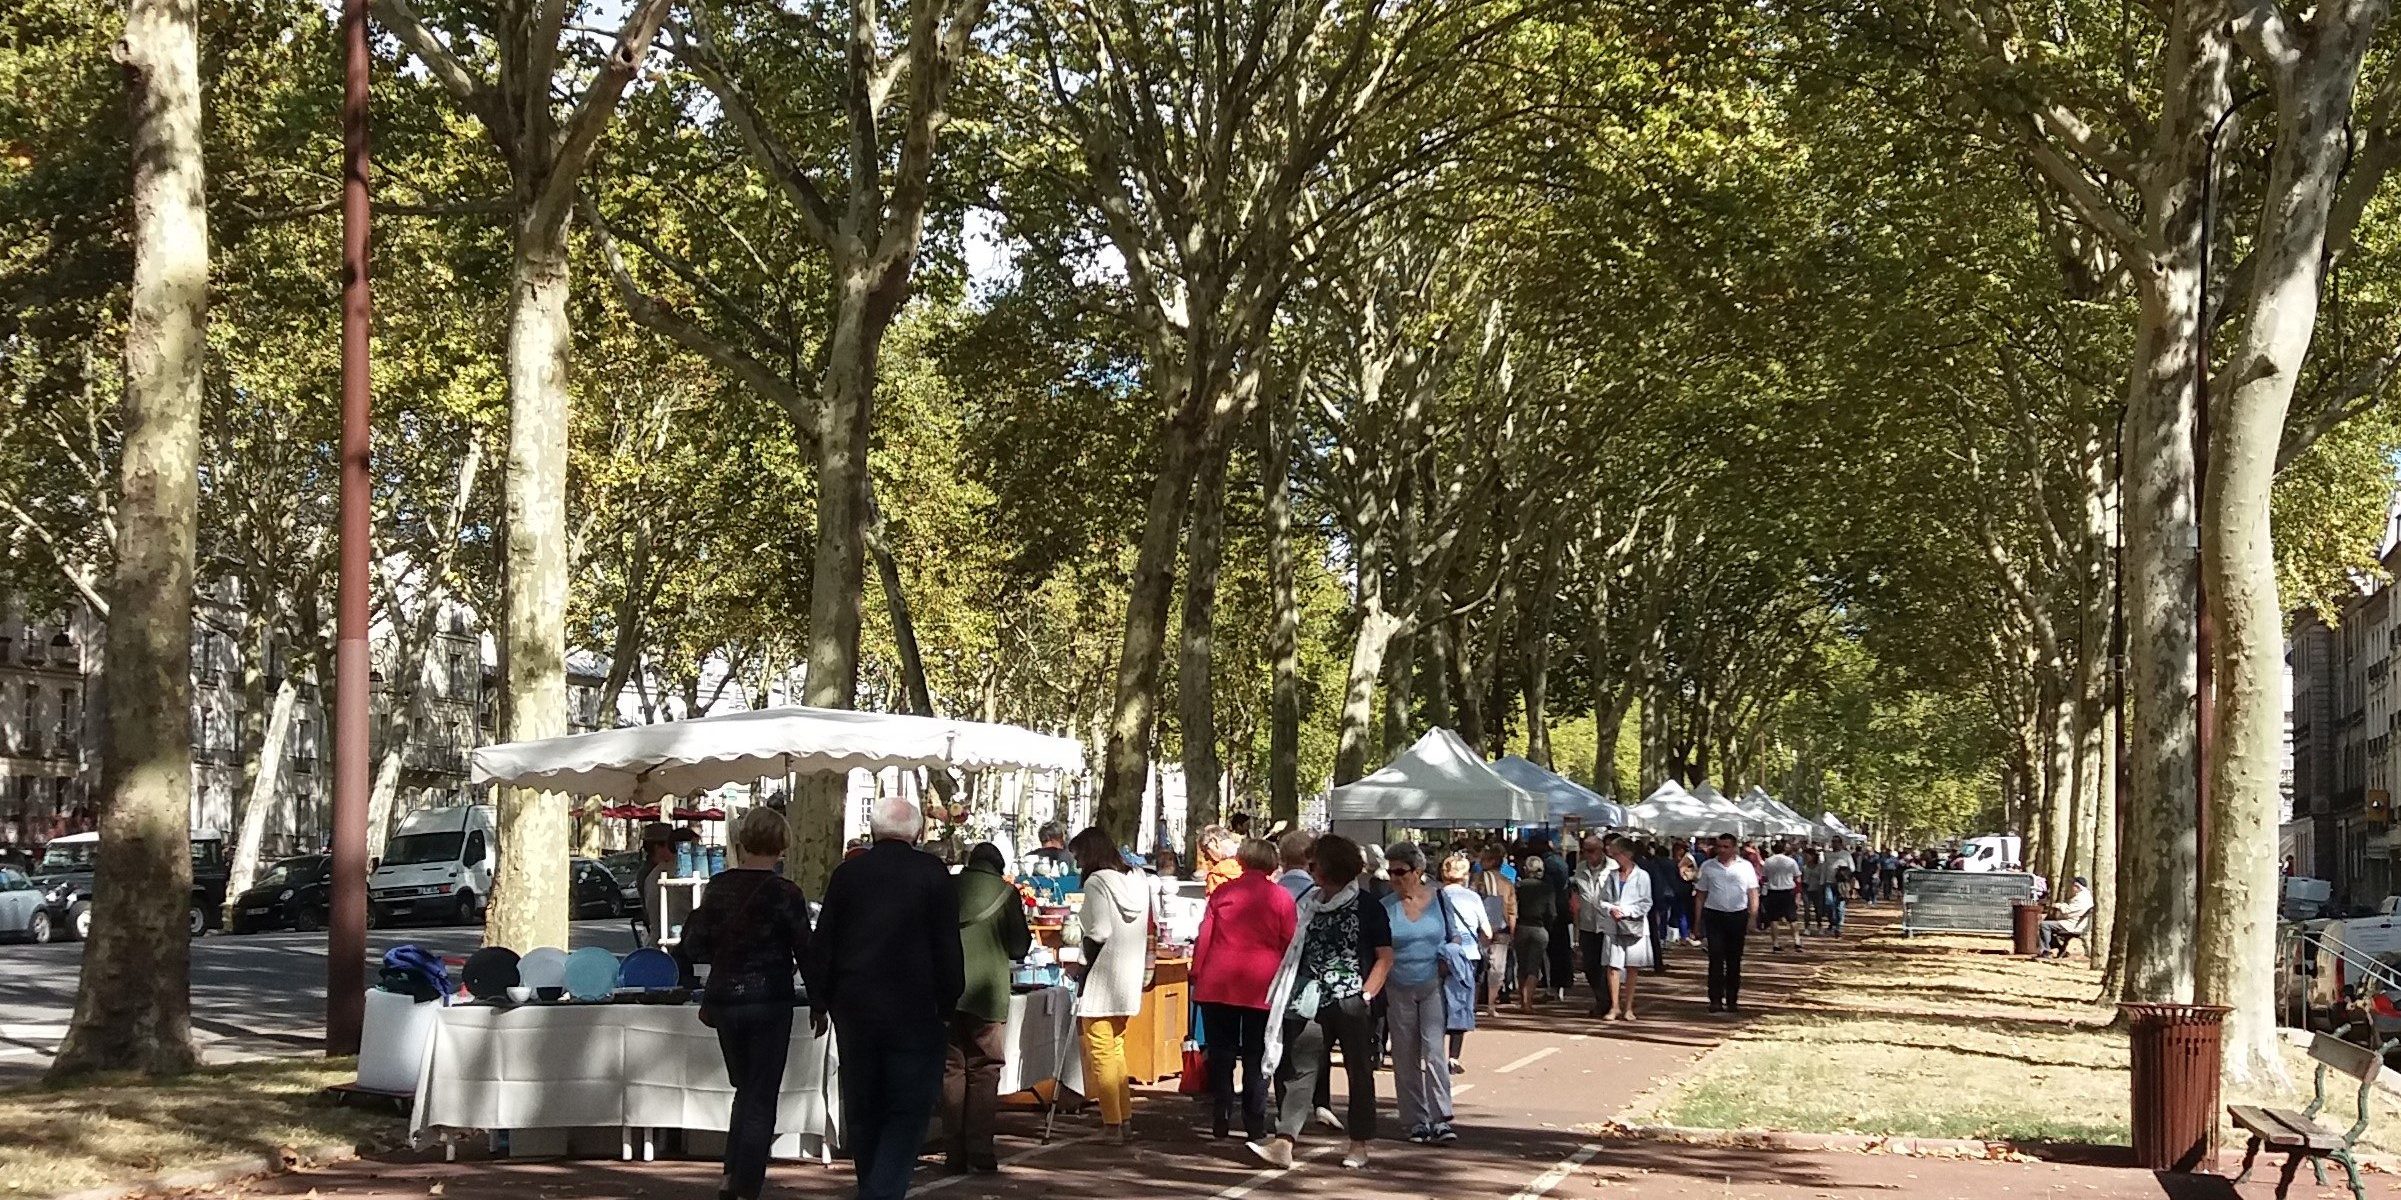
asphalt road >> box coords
[0,918,640,1084]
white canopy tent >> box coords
[1820,812,1870,846]
[1688,782,1761,836]
[470,705,1087,799]
[1624,780,1737,838]
[1326,729,1546,828]
[1491,756,1626,827]
[1741,786,1817,839]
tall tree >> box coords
[371,0,672,949]
[50,0,208,1078]
[600,0,992,890]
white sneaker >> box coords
[1314,1106,1344,1132]
[1247,1138,1294,1170]
[1342,1143,1370,1169]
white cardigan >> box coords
[1076,868,1153,1019]
[1593,863,1654,940]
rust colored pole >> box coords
[327,0,373,1057]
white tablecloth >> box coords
[411,1003,835,1156]
[411,987,1079,1159]
[1000,985,1083,1095]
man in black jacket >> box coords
[804,796,964,1200]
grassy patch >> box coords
[0,1057,402,1198]
[1626,926,2401,1153]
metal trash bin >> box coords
[2120,1002,2229,1172]
[2012,901,2044,956]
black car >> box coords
[572,857,631,920]
[229,854,332,934]
[598,850,645,916]
[32,833,232,940]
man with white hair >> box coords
[805,795,963,1199]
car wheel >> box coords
[454,890,480,925]
[69,901,92,941]
[26,910,51,945]
[296,905,325,933]
[187,905,206,937]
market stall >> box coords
[1687,782,1760,837]
[1325,728,1546,843]
[1820,811,1871,846]
[1491,755,1625,828]
[1736,786,1813,839]
[431,705,1089,1155]
[1625,779,1734,838]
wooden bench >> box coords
[2230,1033,2379,1200]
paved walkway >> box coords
[209,906,2393,1200]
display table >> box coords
[410,988,1083,1159]
[1124,958,1191,1084]
[1000,984,1083,1095]
[410,1002,835,1160]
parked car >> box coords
[0,867,56,943]
[598,850,644,915]
[369,805,495,926]
[571,857,631,920]
[32,830,231,940]
[229,854,332,934]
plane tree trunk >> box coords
[51,0,208,1077]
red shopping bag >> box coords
[1179,1040,1208,1094]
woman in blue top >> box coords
[1380,842,1465,1145]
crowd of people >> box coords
[667,799,1913,1200]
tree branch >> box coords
[529,0,674,243]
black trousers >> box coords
[1546,907,1574,990]
[1275,994,1377,1142]
[710,1001,796,1200]
[1702,908,1748,1009]
[1580,930,1614,1011]
[1200,1003,1271,1139]
[1648,905,1673,973]
[835,1018,949,1200]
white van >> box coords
[1954,834,2023,873]
[369,804,495,926]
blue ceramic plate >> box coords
[619,946,678,990]
[563,945,620,1001]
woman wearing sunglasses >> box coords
[1378,842,1472,1145]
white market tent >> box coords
[1624,780,1736,838]
[470,705,1087,799]
[1326,729,1546,828]
[1491,755,1626,827]
[1742,786,1817,838]
[1688,782,1762,836]
[1821,812,1870,846]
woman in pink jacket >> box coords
[1191,838,1298,1141]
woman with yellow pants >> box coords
[1071,828,1152,1142]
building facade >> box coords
[0,588,607,856]
[2290,536,2401,908]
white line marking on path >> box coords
[906,1133,1101,1196]
[0,1024,68,1039]
[1495,1046,1557,1073]
[1509,1143,1603,1200]
[1213,1142,1338,1200]
[1453,1083,1475,1096]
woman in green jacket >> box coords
[942,842,1033,1172]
